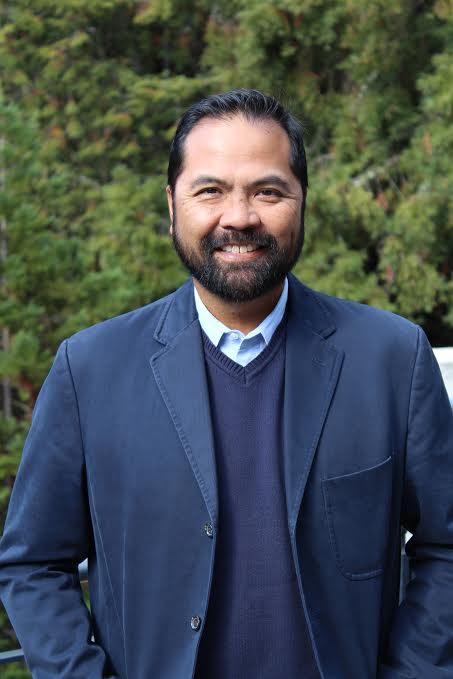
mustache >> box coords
[201,229,278,253]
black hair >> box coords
[167,88,308,194]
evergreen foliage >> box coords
[0,1,452,673]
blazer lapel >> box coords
[149,276,343,535]
[284,276,344,535]
[150,280,218,527]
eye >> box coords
[258,188,282,198]
[198,187,220,195]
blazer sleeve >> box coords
[0,341,119,679]
[379,327,453,678]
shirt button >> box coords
[204,522,213,538]
[191,615,202,631]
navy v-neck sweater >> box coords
[195,320,319,679]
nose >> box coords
[218,194,261,230]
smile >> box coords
[218,244,263,253]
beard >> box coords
[171,208,305,303]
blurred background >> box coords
[0,0,452,675]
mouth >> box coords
[217,243,263,254]
[213,243,267,261]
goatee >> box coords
[171,212,304,303]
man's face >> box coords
[167,114,305,303]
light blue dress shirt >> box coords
[194,278,288,366]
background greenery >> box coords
[0,0,452,674]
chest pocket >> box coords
[322,454,393,580]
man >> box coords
[0,89,452,679]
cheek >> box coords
[177,205,221,242]
[197,200,223,220]
[261,204,300,239]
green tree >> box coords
[0,1,452,674]
[203,0,452,337]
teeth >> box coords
[220,244,261,253]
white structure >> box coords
[433,347,453,405]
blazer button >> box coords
[191,615,202,631]
[204,523,213,538]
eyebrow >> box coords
[248,175,293,193]
[189,175,230,190]
[189,174,293,193]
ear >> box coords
[166,185,174,235]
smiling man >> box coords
[168,112,304,329]
[1,89,453,679]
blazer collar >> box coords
[153,278,198,346]
[153,274,337,347]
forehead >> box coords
[179,114,294,182]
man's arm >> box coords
[379,327,453,677]
[0,341,119,678]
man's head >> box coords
[166,88,308,303]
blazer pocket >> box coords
[322,454,393,580]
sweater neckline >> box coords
[201,317,287,384]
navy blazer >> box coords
[1,274,453,679]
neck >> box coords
[194,279,285,335]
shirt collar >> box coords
[194,277,288,348]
